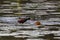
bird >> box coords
[18,18,30,24]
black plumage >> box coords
[18,18,30,24]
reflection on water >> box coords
[0,0,60,40]
[0,24,60,40]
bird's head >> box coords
[26,18,30,20]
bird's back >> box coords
[18,18,30,23]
